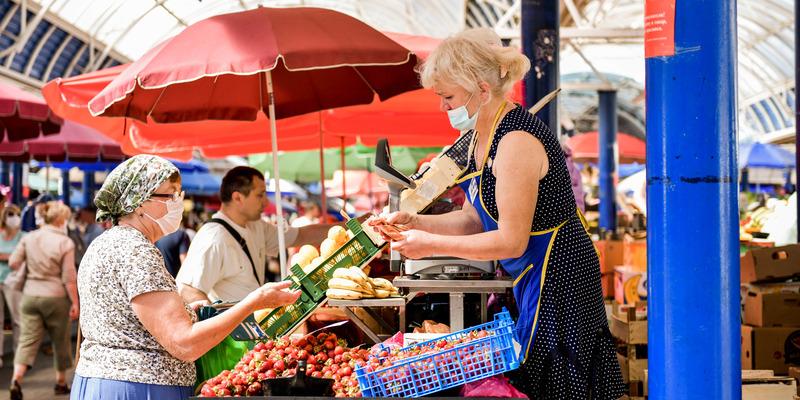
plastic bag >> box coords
[370,331,404,354]
[460,375,528,398]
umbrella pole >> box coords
[318,114,328,224]
[266,71,288,279]
[340,137,346,204]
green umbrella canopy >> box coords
[249,144,441,183]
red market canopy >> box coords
[0,120,124,162]
[566,131,646,163]
[0,81,62,142]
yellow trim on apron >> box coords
[521,224,559,363]
[454,171,481,185]
[475,102,508,223]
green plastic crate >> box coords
[259,219,386,337]
[290,219,386,302]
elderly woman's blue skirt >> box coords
[70,374,193,400]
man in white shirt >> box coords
[176,167,339,303]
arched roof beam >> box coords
[90,2,160,71]
[42,31,71,80]
[24,23,56,75]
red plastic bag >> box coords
[460,375,529,398]
[370,331,404,354]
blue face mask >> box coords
[447,92,480,131]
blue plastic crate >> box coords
[354,309,520,398]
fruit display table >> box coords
[327,297,407,343]
[393,277,513,331]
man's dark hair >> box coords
[220,166,265,203]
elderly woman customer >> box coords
[9,202,78,399]
[71,155,300,400]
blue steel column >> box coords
[646,0,740,399]
[521,0,559,132]
[0,162,9,187]
[82,171,95,208]
[598,90,618,234]
[61,169,70,207]
[12,163,23,206]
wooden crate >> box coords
[618,352,647,383]
[610,301,647,344]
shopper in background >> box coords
[384,28,624,399]
[0,205,23,367]
[77,206,104,248]
[9,202,78,399]
[155,228,191,278]
[291,200,321,228]
[72,155,299,399]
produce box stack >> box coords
[741,244,800,376]
[609,301,648,399]
[595,240,624,298]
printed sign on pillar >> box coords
[644,0,676,58]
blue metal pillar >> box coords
[12,163,23,206]
[521,0,559,133]
[61,169,70,207]
[598,90,618,234]
[0,162,9,187]
[82,171,95,208]
[646,0,740,399]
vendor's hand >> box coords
[392,230,436,259]
[188,299,211,313]
[374,211,417,228]
[69,304,80,321]
[244,281,301,311]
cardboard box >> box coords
[744,284,800,327]
[742,325,800,375]
[623,238,647,272]
[741,244,800,284]
[601,272,614,299]
[614,266,647,306]
[789,365,800,395]
[596,240,624,274]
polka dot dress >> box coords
[463,105,625,399]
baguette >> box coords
[326,288,362,300]
[328,277,369,293]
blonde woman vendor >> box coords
[386,29,624,399]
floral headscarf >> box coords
[95,155,179,224]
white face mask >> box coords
[447,91,481,131]
[145,194,184,236]
[5,216,20,229]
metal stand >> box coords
[393,277,513,331]
[327,298,406,344]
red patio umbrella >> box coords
[86,7,420,276]
[0,81,62,141]
[566,131,646,163]
[0,120,124,162]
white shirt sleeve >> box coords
[175,231,226,296]
[262,220,299,257]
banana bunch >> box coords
[326,267,399,300]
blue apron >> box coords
[454,102,591,362]
[456,170,564,362]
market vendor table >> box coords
[327,297,407,344]
[393,277,514,331]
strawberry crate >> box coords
[354,309,520,398]
[290,218,386,302]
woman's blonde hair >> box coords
[420,28,530,97]
[42,201,71,225]
[0,205,20,229]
